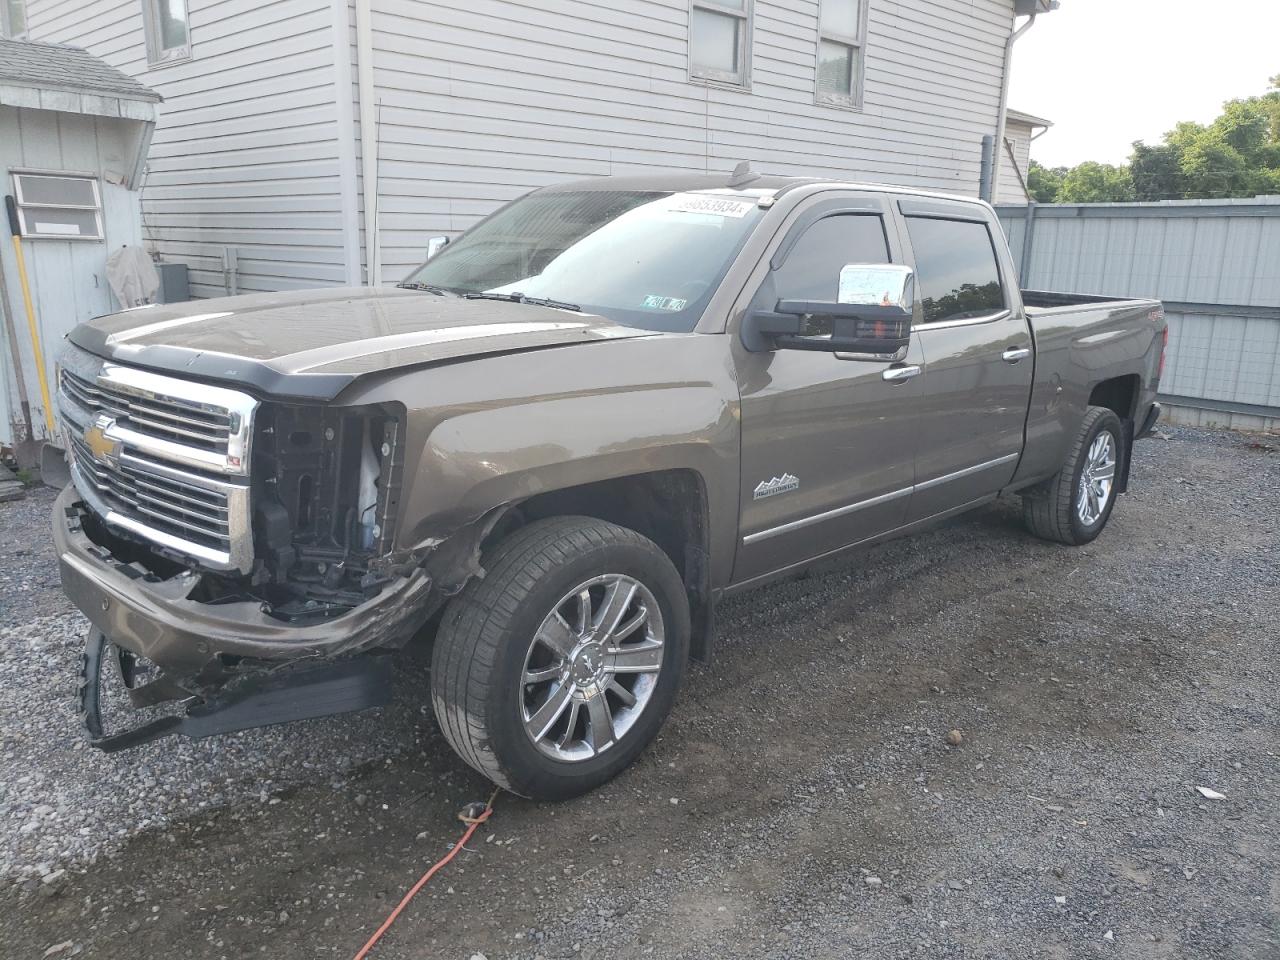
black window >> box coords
[905,216,1005,324]
[774,214,890,301]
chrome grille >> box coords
[61,368,234,453]
[56,347,257,572]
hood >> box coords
[69,287,653,401]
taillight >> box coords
[1158,326,1169,380]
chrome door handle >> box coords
[882,365,922,383]
[1002,346,1031,363]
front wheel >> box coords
[1022,405,1124,545]
[430,516,690,800]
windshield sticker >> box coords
[666,195,756,219]
[642,295,689,311]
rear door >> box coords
[895,199,1034,521]
[730,193,923,585]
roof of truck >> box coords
[540,170,990,209]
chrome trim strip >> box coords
[742,485,913,545]
[742,453,1021,546]
[914,309,1012,331]
[914,452,1019,492]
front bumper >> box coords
[53,484,433,676]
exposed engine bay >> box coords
[78,401,406,626]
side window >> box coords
[144,0,191,65]
[904,216,1005,324]
[774,214,890,301]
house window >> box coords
[816,0,867,107]
[143,0,191,65]
[690,0,751,87]
[11,173,105,241]
[1,0,27,39]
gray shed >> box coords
[0,38,158,461]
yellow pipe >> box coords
[10,235,56,439]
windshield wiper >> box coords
[464,292,582,312]
[396,282,458,296]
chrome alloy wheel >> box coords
[520,574,665,762]
[1077,430,1117,526]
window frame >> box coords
[689,0,753,89]
[11,171,105,241]
[901,214,1009,328]
[1,0,27,39]
[815,0,869,110]
[142,0,192,67]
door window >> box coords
[773,214,890,301]
[904,216,1005,324]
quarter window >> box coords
[143,0,191,65]
[690,0,751,87]
[816,0,866,107]
[11,173,104,240]
[904,217,1006,324]
[774,214,890,302]
[2,0,26,39]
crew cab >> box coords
[53,173,1166,799]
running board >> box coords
[91,656,394,753]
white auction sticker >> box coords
[667,195,755,219]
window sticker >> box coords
[666,195,755,219]
[642,295,689,311]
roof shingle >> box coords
[0,38,160,103]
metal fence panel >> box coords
[998,199,1280,432]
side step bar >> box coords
[90,655,394,753]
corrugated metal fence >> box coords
[997,198,1280,432]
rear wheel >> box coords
[1022,406,1124,545]
[431,516,689,800]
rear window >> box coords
[904,216,1005,324]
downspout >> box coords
[355,0,380,287]
[330,0,362,286]
[990,11,1037,204]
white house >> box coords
[0,37,157,455]
[11,0,1056,299]
[999,107,1051,203]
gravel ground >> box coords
[2,424,1278,960]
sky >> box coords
[1008,0,1280,169]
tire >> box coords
[1022,405,1125,546]
[430,516,690,800]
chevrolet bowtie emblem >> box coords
[84,415,122,463]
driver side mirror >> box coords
[742,264,915,358]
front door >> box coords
[895,202,1035,520]
[731,196,923,585]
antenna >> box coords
[729,160,759,188]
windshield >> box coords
[402,189,767,332]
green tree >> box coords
[1057,161,1135,203]
[1026,160,1065,203]
[1036,76,1280,203]
[1129,142,1183,201]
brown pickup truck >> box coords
[53,174,1166,799]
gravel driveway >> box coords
[3,424,1277,959]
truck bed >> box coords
[1021,289,1159,315]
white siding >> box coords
[0,106,144,444]
[368,0,1015,280]
[25,0,353,297]
[997,116,1032,204]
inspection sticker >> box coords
[666,195,755,219]
[642,295,689,311]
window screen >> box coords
[145,0,190,63]
[816,0,864,105]
[774,214,890,301]
[904,217,1005,324]
[12,173,104,240]
[691,0,750,85]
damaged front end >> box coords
[53,350,460,750]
